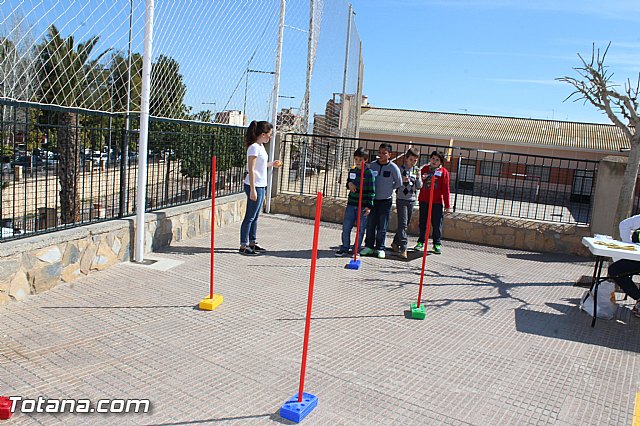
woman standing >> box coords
[239,121,282,255]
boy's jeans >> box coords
[341,205,368,251]
[240,184,266,246]
[392,199,415,251]
[365,198,393,251]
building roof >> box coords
[359,107,630,152]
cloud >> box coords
[416,0,640,22]
[484,78,564,86]
[458,51,575,62]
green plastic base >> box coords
[410,302,426,320]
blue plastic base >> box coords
[346,259,361,270]
[279,392,318,423]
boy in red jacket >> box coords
[414,150,451,254]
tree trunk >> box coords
[58,112,80,224]
[614,135,640,238]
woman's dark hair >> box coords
[244,120,273,147]
[430,150,445,164]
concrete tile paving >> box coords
[1,214,639,425]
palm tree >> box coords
[37,25,110,224]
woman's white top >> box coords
[244,142,269,187]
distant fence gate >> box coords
[279,133,598,225]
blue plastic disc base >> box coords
[279,392,318,423]
[346,259,361,270]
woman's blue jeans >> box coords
[240,184,266,246]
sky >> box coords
[2,0,639,126]
[348,0,640,124]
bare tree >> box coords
[558,43,639,237]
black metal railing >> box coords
[0,100,245,241]
[279,133,598,225]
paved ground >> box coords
[1,214,639,425]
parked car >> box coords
[11,156,45,170]
[117,151,139,165]
[92,152,109,166]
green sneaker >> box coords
[360,247,375,256]
[433,244,442,254]
[413,242,424,252]
[377,250,386,259]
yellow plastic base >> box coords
[199,294,224,311]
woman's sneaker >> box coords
[413,242,424,252]
[239,246,260,256]
[432,244,442,254]
[335,249,348,257]
[250,243,266,252]
[377,250,386,259]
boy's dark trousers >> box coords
[608,259,640,300]
[365,198,393,251]
[393,199,415,251]
[418,202,444,246]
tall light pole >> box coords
[134,0,155,263]
[202,102,216,122]
[278,95,295,109]
[119,0,134,217]
[335,4,354,197]
[265,0,286,214]
[243,69,275,120]
[302,0,315,134]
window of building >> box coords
[525,165,550,182]
[480,161,502,177]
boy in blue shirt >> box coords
[361,143,402,259]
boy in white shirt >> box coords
[608,214,640,316]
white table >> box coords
[581,236,640,326]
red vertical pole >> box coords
[417,173,436,308]
[353,161,365,262]
[298,191,323,402]
[209,156,216,299]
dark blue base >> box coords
[279,392,318,423]
[346,259,361,270]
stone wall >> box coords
[0,193,246,305]
[270,194,591,256]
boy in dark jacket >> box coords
[391,148,422,259]
[336,148,375,256]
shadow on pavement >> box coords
[276,313,405,321]
[252,248,337,259]
[144,412,285,425]
[41,305,196,309]
[514,299,640,352]
[506,252,591,264]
